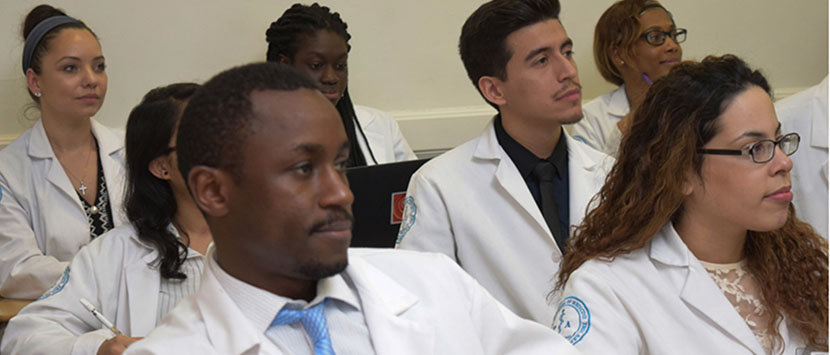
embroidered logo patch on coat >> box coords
[395,196,417,245]
[553,296,591,345]
[39,266,71,300]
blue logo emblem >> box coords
[553,296,591,345]
[395,196,417,245]
[38,266,70,300]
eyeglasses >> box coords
[697,132,800,164]
[640,28,687,46]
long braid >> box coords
[266,3,367,167]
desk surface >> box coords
[0,297,32,322]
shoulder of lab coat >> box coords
[0,119,126,299]
[776,77,828,238]
[396,118,611,324]
[354,105,417,165]
[567,86,629,155]
[2,223,159,355]
[557,223,805,354]
[126,248,578,355]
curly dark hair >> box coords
[557,54,828,352]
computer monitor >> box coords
[346,158,430,248]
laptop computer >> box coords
[347,158,430,248]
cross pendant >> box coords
[78,181,87,196]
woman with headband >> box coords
[553,55,827,354]
[0,5,126,299]
[569,0,685,156]
[266,3,417,167]
[3,83,211,355]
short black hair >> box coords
[459,0,561,109]
[176,62,318,183]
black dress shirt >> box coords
[494,116,570,245]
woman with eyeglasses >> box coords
[569,0,686,156]
[552,55,827,354]
[3,83,213,355]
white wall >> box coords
[0,0,827,151]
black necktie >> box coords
[532,161,567,253]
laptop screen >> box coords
[346,158,430,248]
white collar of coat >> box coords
[345,248,420,315]
[646,222,691,267]
[128,223,205,265]
[28,118,124,159]
[194,247,424,354]
[473,116,603,173]
[606,84,631,118]
[811,77,828,149]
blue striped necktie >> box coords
[270,299,335,355]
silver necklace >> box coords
[60,138,95,197]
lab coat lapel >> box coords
[474,119,553,243]
[197,261,263,355]
[28,120,83,209]
[346,256,434,355]
[809,98,829,185]
[91,120,126,225]
[651,225,766,355]
[125,243,161,335]
[565,133,604,229]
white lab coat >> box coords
[354,105,417,165]
[0,119,127,299]
[555,223,811,355]
[776,77,828,239]
[566,86,628,156]
[396,118,613,325]
[124,248,580,355]
[1,224,189,355]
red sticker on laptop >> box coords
[391,191,407,224]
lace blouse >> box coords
[702,260,774,354]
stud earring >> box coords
[162,169,169,176]
[34,92,41,97]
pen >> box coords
[641,73,653,85]
[80,297,123,336]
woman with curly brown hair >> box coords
[552,55,827,355]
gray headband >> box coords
[22,16,83,74]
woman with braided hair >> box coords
[266,3,417,167]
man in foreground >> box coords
[124,62,577,354]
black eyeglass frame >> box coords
[640,28,687,46]
[697,132,800,164]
